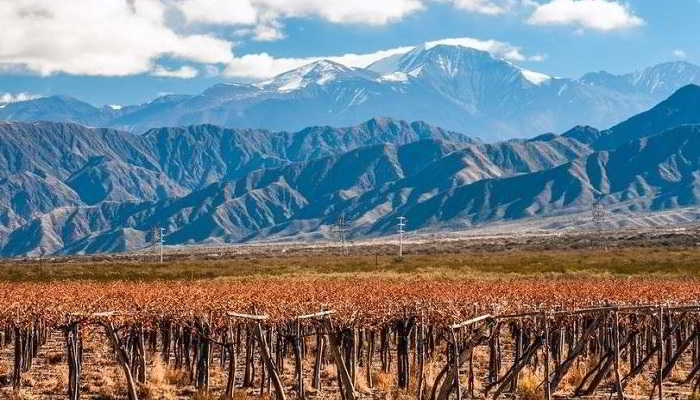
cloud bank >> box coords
[0,0,643,79]
[528,0,644,32]
[0,0,233,77]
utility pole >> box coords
[159,227,165,264]
[397,216,407,258]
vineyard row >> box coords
[5,303,700,400]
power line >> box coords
[397,216,407,258]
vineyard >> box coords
[1,278,700,399]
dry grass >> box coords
[388,389,414,400]
[4,389,31,400]
[355,369,372,394]
[625,373,654,396]
[321,364,337,381]
[558,355,604,393]
[84,366,120,398]
[138,358,178,400]
[375,371,396,392]
[517,368,544,400]
[4,243,700,282]
[191,390,219,400]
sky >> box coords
[0,0,698,106]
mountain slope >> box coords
[594,84,700,150]
[0,118,474,253]
[3,45,700,139]
[0,133,590,255]
[4,86,700,255]
[385,124,700,232]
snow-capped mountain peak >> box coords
[629,61,700,95]
[394,45,495,77]
[369,43,552,87]
[259,59,372,93]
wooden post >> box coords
[64,322,82,400]
[324,320,356,400]
[253,322,287,400]
[450,329,461,400]
[224,326,237,399]
[294,320,306,400]
[417,313,425,400]
[613,311,623,400]
[103,322,139,400]
[13,326,23,390]
[543,314,551,400]
[511,321,522,393]
[657,305,663,400]
[366,330,375,390]
[351,328,357,386]
[313,332,325,391]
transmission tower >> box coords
[397,216,407,258]
[335,215,349,256]
[591,202,607,250]
[155,227,165,263]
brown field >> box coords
[0,226,700,399]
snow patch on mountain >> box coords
[379,72,409,82]
[520,69,551,85]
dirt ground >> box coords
[0,323,696,400]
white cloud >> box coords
[255,0,426,25]
[224,37,541,79]
[177,0,424,26]
[0,92,41,104]
[0,1,541,79]
[177,0,258,25]
[0,0,234,76]
[176,0,518,40]
[451,0,506,15]
[527,0,644,31]
[425,37,541,62]
[152,65,200,78]
[175,0,426,40]
[673,49,688,59]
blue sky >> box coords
[1,0,698,105]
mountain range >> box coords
[2,43,700,140]
[2,83,700,256]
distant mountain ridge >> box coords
[2,44,700,140]
[0,117,474,254]
[2,85,700,256]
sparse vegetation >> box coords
[2,244,700,282]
